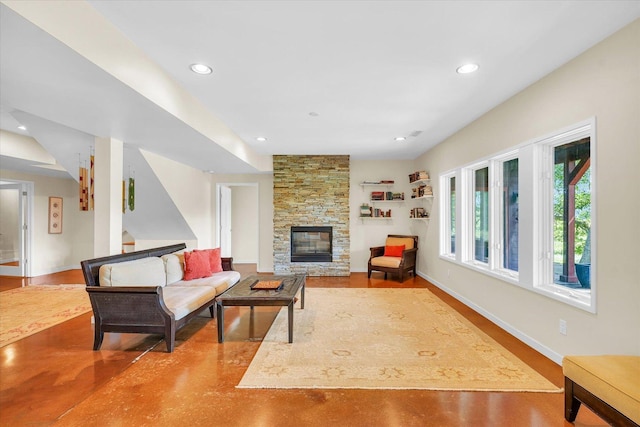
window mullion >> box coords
[489,161,500,271]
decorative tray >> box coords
[250,280,284,291]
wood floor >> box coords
[0,267,606,426]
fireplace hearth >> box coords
[291,226,332,262]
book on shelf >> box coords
[411,185,433,198]
[409,171,430,183]
[410,207,429,218]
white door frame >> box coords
[0,180,33,278]
[215,182,260,270]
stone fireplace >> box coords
[273,155,350,276]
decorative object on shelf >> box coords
[409,171,429,183]
[360,203,372,217]
[48,196,63,234]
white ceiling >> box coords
[1,1,639,176]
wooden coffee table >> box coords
[216,274,306,343]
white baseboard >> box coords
[418,271,563,365]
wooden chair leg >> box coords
[93,324,104,351]
[565,377,581,422]
[165,321,176,353]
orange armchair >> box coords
[368,235,418,282]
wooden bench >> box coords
[563,355,640,426]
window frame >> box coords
[533,121,595,312]
[464,162,491,268]
[493,153,520,279]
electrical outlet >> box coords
[559,319,567,335]
[447,269,451,278]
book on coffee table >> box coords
[250,280,284,291]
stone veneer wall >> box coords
[273,155,350,276]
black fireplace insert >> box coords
[291,226,332,262]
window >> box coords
[535,124,594,311]
[450,176,456,254]
[501,158,519,272]
[440,173,456,258]
[553,139,591,287]
[439,119,595,312]
[473,167,489,263]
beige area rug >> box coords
[0,285,91,347]
[238,288,561,392]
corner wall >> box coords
[414,20,640,359]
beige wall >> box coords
[414,20,640,360]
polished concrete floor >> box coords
[0,267,606,426]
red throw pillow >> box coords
[384,245,405,257]
[195,248,223,273]
[183,250,213,280]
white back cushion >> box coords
[99,257,167,287]
[161,252,185,285]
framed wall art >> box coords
[48,196,63,234]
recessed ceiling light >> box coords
[256,137,267,142]
[394,137,406,142]
[17,125,26,130]
[190,63,212,75]
[456,63,479,74]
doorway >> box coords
[216,183,259,269]
[0,180,32,277]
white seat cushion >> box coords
[162,286,217,320]
[168,270,241,295]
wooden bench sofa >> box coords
[81,243,240,352]
[563,355,640,426]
